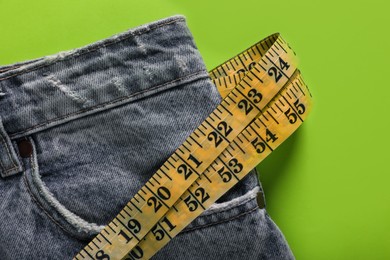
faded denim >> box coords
[0,15,294,259]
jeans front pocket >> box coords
[18,76,223,243]
[22,136,105,241]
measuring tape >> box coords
[73,33,313,260]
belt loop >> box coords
[254,167,266,209]
[0,117,23,178]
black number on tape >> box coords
[151,224,165,241]
[294,99,305,114]
[147,186,171,213]
[128,246,143,259]
[194,187,210,204]
[177,164,193,180]
[161,216,176,232]
[208,121,232,148]
[247,89,262,103]
[279,57,290,71]
[228,158,243,173]
[183,195,198,212]
[157,186,171,200]
[150,216,176,242]
[96,250,110,260]
[266,129,278,143]
[128,219,141,234]
[147,197,162,213]
[248,61,257,71]
[251,137,266,153]
[268,67,283,83]
[187,154,203,168]
[217,166,232,183]
[285,99,306,124]
[284,107,297,124]
[207,131,223,147]
[118,229,133,244]
[236,61,257,73]
[268,57,289,83]
[217,121,233,137]
[238,99,254,115]
[183,187,210,212]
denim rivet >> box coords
[17,139,33,158]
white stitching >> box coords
[0,17,185,82]
[181,205,259,233]
[26,138,105,235]
[200,186,260,216]
[9,70,206,138]
[0,129,18,169]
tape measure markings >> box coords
[209,33,291,81]
[208,34,274,78]
[73,33,307,260]
[125,72,312,259]
[211,72,247,99]
[74,34,298,258]
[100,68,304,260]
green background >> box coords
[1,1,389,259]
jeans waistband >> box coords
[0,14,209,140]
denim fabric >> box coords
[0,15,294,259]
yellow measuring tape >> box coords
[73,33,313,260]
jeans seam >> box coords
[180,205,260,234]
[201,186,259,216]
[0,133,18,169]
[0,65,20,73]
[0,155,5,171]
[8,70,206,138]
[22,163,87,241]
[0,17,185,82]
[0,166,19,175]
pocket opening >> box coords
[23,137,105,239]
[201,185,260,217]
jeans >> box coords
[0,15,294,259]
